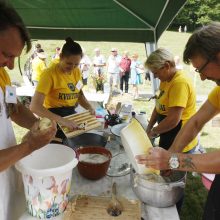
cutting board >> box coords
[60,111,101,138]
[63,195,141,220]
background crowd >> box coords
[24,45,150,99]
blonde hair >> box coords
[145,48,175,70]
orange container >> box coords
[76,146,112,180]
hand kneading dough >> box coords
[39,117,52,130]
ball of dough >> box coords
[39,117,52,130]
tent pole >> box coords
[144,42,160,96]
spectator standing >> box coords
[119,51,131,94]
[49,47,61,67]
[107,48,121,90]
[93,48,106,76]
[23,43,41,85]
[130,53,143,99]
[184,25,187,33]
[52,47,61,60]
[31,49,47,86]
[79,48,92,85]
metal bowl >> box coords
[130,168,186,208]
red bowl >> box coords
[76,146,112,180]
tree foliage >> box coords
[171,0,220,31]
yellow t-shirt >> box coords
[0,68,11,92]
[208,86,220,109]
[155,70,198,152]
[32,57,46,81]
[36,64,83,109]
[49,58,60,67]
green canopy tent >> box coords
[9,0,187,93]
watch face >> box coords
[169,156,179,169]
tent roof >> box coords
[10,0,186,43]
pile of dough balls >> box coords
[39,117,52,130]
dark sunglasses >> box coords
[195,60,210,74]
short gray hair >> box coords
[145,48,175,70]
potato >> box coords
[39,117,52,130]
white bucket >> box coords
[15,144,78,219]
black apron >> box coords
[48,106,76,139]
[203,174,220,220]
[157,113,182,150]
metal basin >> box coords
[130,168,186,208]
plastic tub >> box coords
[15,144,78,219]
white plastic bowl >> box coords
[16,144,78,219]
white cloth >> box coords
[93,54,106,75]
[0,88,17,220]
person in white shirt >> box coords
[79,48,92,85]
[107,48,121,90]
[93,48,106,76]
[0,2,56,220]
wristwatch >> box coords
[169,154,180,169]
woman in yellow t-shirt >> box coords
[145,48,198,153]
[30,37,95,137]
[145,48,198,213]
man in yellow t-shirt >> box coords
[30,38,95,137]
[0,3,56,220]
